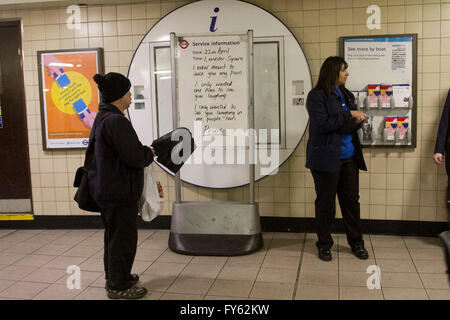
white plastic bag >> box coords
[139,164,164,222]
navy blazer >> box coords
[305,87,367,173]
[434,90,450,155]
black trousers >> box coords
[100,201,138,291]
[311,157,364,250]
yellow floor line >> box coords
[0,214,34,221]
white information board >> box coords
[175,33,250,143]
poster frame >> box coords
[339,33,417,148]
[37,47,104,151]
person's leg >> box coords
[311,169,340,251]
[104,201,138,291]
[336,157,364,249]
[100,212,109,280]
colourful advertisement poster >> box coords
[37,48,104,150]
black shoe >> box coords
[351,244,369,260]
[105,274,139,291]
[318,248,332,261]
[107,285,147,300]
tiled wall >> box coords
[2,0,449,222]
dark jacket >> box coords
[305,87,367,173]
[434,90,450,155]
[88,103,153,209]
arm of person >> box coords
[434,90,450,155]
[306,90,352,135]
[104,115,154,169]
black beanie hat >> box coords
[93,72,131,103]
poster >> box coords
[37,48,104,150]
[339,34,417,148]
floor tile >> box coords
[42,256,87,270]
[190,256,228,266]
[419,273,450,290]
[154,249,193,264]
[299,270,338,286]
[166,277,214,295]
[375,259,417,273]
[217,265,260,281]
[139,239,169,250]
[179,263,223,279]
[339,271,372,287]
[78,258,104,272]
[338,257,376,273]
[295,284,338,300]
[373,247,411,260]
[161,292,204,300]
[339,286,383,300]
[256,267,298,283]
[249,282,294,300]
[226,252,266,267]
[0,230,42,242]
[204,295,248,300]
[74,287,109,300]
[142,262,187,277]
[301,257,339,272]
[381,272,424,289]
[272,232,304,240]
[0,252,26,265]
[403,237,441,249]
[141,290,163,300]
[262,255,300,269]
[134,248,165,262]
[34,244,74,256]
[426,289,450,300]
[22,267,66,284]
[61,245,102,258]
[4,243,45,255]
[0,265,37,281]
[409,248,446,261]
[0,281,49,299]
[370,236,406,248]
[413,259,448,274]
[266,239,302,257]
[0,279,16,292]
[131,260,154,275]
[138,274,177,292]
[207,279,253,297]
[12,254,56,268]
[383,287,429,300]
[32,283,82,300]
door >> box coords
[0,19,32,214]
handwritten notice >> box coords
[175,34,249,139]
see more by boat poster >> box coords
[37,48,104,150]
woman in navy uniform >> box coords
[305,56,369,262]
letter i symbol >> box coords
[210,7,220,32]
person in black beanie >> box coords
[88,72,156,299]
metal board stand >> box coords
[168,30,263,256]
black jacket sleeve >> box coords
[103,114,154,168]
[306,89,352,135]
[434,90,450,154]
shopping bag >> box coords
[139,164,164,222]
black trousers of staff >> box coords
[100,201,138,291]
[311,157,364,250]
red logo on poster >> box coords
[179,40,189,49]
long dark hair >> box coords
[316,56,348,97]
